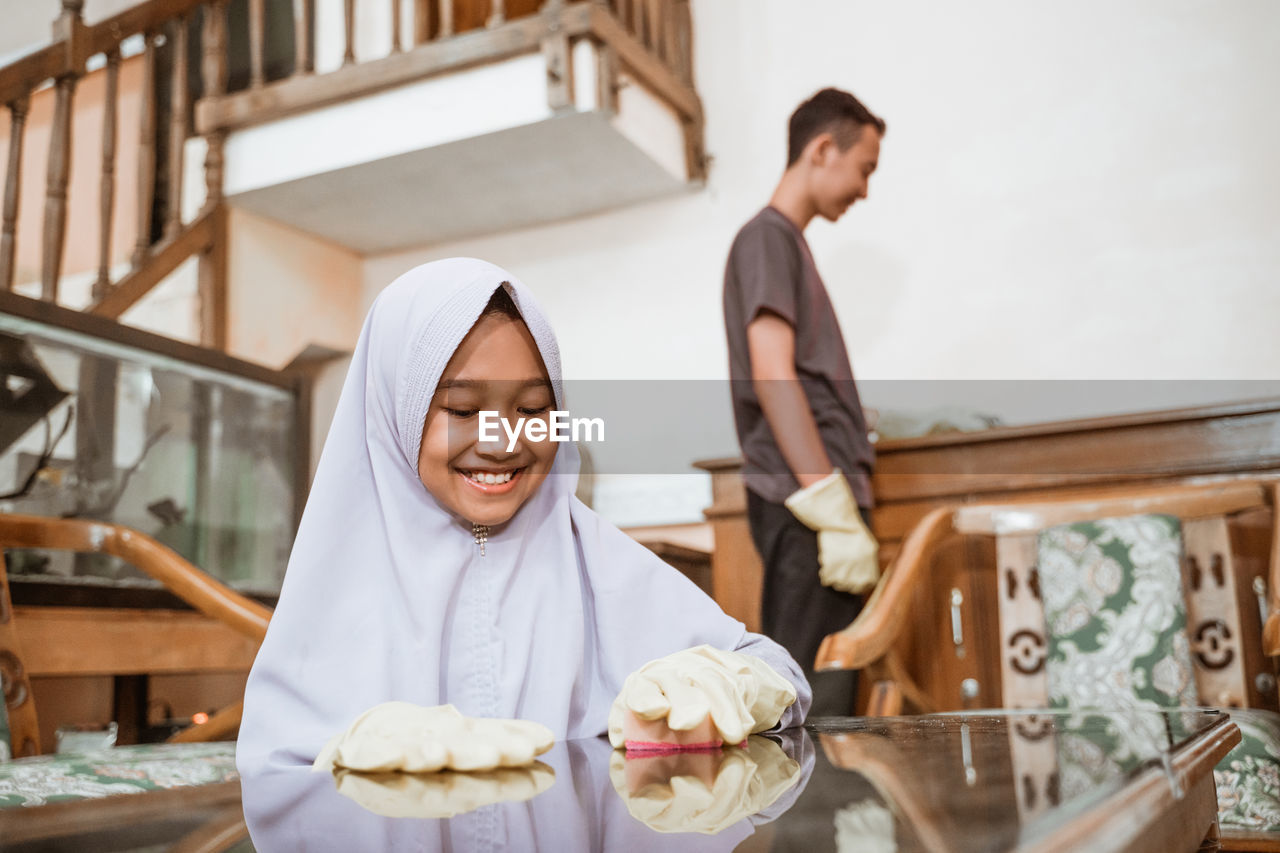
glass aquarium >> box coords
[0,293,303,598]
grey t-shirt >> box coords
[722,206,874,507]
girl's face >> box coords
[418,313,558,527]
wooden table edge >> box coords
[1020,718,1241,853]
[0,779,242,845]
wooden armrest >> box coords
[0,514,271,642]
[814,507,956,671]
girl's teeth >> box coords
[469,471,513,485]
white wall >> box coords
[360,0,1280,524]
[364,0,1280,391]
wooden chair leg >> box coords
[866,680,903,717]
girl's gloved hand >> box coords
[313,702,554,773]
[333,762,555,818]
[609,736,802,835]
[784,469,879,594]
[608,646,798,750]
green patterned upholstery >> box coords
[0,742,237,808]
[1038,514,1280,832]
[1041,514,1197,711]
[1216,710,1280,830]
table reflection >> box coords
[241,730,815,852]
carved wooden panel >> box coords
[1007,713,1060,823]
[996,533,1049,709]
[1183,517,1249,707]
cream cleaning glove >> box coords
[609,736,803,835]
[783,469,880,594]
[608,645,798,749]
[313,702,554,774]
[333,763,555,818]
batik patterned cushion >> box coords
[1215,709,1280,830]
[0,742,237,808]
[1039,514,1280,832]
[1040,514,1196,712]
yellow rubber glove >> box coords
[332,763,555,818]
[609,736,803,835]
[608,645,798,749]
[783,469,880,594]
[313,702,554,773]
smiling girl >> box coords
[236,259,810,773]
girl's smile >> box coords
[457,466,525,493]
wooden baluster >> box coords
[632,0,646,48]
[344,0,357,64]
[435,0,453,37]
[390,0,403,52]
[646,0,661,56]
[664,0,679,68]
[672,0,692,84]
[248,0,265,87]
[202,1,228,211]
[41,75,76,303]
[165,16,189,241]
[94,50,121,299]
[541,0,569,110]
[293,0,312,71]
[293,0,313,73]
[199,202,228,350]
[488,0,506,28]
[1,97,29,292]
[133,33,157,267]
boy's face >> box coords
[808,126,881,222]
[418,313,558,527]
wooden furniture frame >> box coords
[815,480,1280,717]
[0,513,271,757]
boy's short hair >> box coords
[787,87,886,167]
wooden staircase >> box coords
[0,0,703,347]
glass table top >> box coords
[2,708,1234,852]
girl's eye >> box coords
[518,405,552,417]
[444,408,478,419]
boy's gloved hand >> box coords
[783,469,879,594]
[608,645,797,749]
[313,702,554,774]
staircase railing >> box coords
[0,0,702,351]
[0,0,229,347]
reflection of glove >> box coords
[607,646,798,749]
[834,799,897,853]
[784,469,879,594]
[333,762,555,818]
[610,736,802,835]
[313,702,554,773]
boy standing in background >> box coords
[723,88,885,715]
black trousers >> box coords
[746,490,867,717]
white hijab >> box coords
[237,258,746,773]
